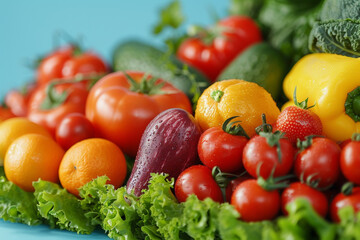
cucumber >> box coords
[112,40,210,101]
[126,108,201,196]
[217,42,290,102]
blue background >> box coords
[0,0,229,239]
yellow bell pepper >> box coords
[283,53,360,142]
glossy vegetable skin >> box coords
[177,16,262,82]
[126,108,201,196]
[85,71,193,157]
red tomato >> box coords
[198,125,248,173]
[55,113,95,150]
[340,141,360,184]
[225,173,253,202]
[37,45,108,85]
[4,83,37,117]
[27,80,89,137]
[242,134,295,179]
[177,16,262,82]
[231,179,280,221]
[85,71,193,157]
[0,106,16,121]
[294,137,341,189]
[281,182,328,217]
[330,186,360,222]
[175,165,223,203]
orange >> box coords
[4,133,65,192]
[195,79,280,137]
[59,138,127,197]
[0,117,51,166]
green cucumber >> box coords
[217,42,290,102]
[112,40,210,102]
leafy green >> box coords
[337,206,360,240]
[257,0,324,62]
[309,0,360,57]
[229,0,264,18]
[33,180,95,234]
[152,0,184,35]
[0,166,5,177]
[0,176,42,225]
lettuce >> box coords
[337,206,360,240]
[33,180,95,234]
[0,176,42,225]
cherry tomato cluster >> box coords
[175,110,360,223]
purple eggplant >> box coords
[126,108,201,196]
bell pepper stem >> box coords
[345,86,360,122]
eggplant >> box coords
[126,108,201,196]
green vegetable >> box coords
[257,0,324,63]
[112,40,210,106]
[33,180,95,234]
[0,176,42,225]
[309,0,360,57]
[152,0,184,35]
[229,0,264,19]
[217,42,289,102]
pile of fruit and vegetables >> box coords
[2,0,360,239]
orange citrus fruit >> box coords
[195,79,280,137]
[59,138,127,197]
[0,117,52,166]
[4,133,65,192]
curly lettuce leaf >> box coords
[0,176,42,225]
[309,19,360,57]
[101,187,145,240]
[181,195,220,240]
[336,206,360,239]
[320,0,360,21]
[79,175,114,226]
[33,180,94,234]
[275,198,337,240]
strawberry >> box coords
[276,88,322,145]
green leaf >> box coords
[0,167,5,177]
[309,19,360,57]
[33,180,95,234]
[152,0,185,35]
[0,176,42,225]
[337,206,360,239]
[229,0,264,18]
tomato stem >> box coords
[352,133,360,141]
[222,116,249,139]
[341,182,354,196]
[255,114,273,134]
[259,131,285,163]
[124,72,167,95]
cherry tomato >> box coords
[330,186,360,223]
[85,71,193,157]
[198,121,248,173]
[4,83,37,117]
[340,141,360,185]
[294,137,341,189]
[177,16,262,82]
[242,134,295,179]
[27,80,89,137]
[281,182,328,217]
[55,113,95,150]
[37,45,108,85]
[175,165,223,203]
[231,179,280,222]
[225,173,253,202]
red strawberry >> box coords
[276,88,322,145]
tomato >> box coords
[225,173,253,202]
[330,186,360,222]
[294,137,341,189]
[281,182,328,217]
[27,80,89,137]
[177,16,262,82]
[85,71,193,157]
[37,45,108,85]
[174,165,223,203]
[198,116,249,173]
[0,106,16,122]
[242,133,295,179]
[4,83,37,117]
[55,113,95,150]
[231,179,280,221]
[340,140,360,184]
